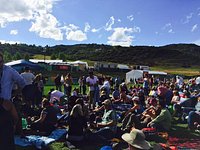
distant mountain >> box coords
[0,43,200,67]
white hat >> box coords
[122,128,151,150]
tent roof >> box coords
[5,59,42,70]
[5,59,36,66]
[148,71,167,75]
[29,59,63,63]
[117,64,130,69]
[126,70,167,75]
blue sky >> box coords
[0,0,200,47]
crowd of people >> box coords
[0,51,200,149]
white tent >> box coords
[126,70,167,84]
[126,70,143,83]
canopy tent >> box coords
[5,59,42,72]
[126,70,143,83]
[126,70,167,84]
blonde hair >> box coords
[70,104,83,117]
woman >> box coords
[66,104,87,142]
[64,73,73,97]
[30,98,58,135]
[171,90,181,117]
[0,98,18,150]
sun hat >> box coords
[122,128,151,150]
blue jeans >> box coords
[187,111,200,129]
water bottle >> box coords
[22,118,27,129]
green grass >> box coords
[16,122,199,150]
[43,85,80,96]
[151,66,200,76]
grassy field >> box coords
[151,66,200,76]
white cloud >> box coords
[0,40,21,44]
[66,30,87,41]
[191,24,198,32]
[183,13,193,24]
[107,27,134,47]
[91,27,102,33]
[67,24,79,30]
[10,30,18,35]
[127,15,134,21]
[84,22,90,32]
[193,39,200,45]
[118,19,121,22]
[0,0,63,41]
[29,13,63,40]
[65,24,87,41]
[162,23,172,30]
[132,26,141,33]
[105,16,115,31]
[168,29,174,33]
[162,23,174,33]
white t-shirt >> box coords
[21,72,35,85]
[86,76,98,91]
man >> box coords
[0,53,26,101]
[86,71,99,109]
[91,99,117,141]
[147,100,172,131]
[0,52,26,150]
[21,66,35,106]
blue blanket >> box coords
[15,129,67,149]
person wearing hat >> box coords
[90,99,117,141]
[121,96,144,131]
[122,128,151,150]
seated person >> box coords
[30,98,58,135]
[90,99,117,141]
[124,96,144,116]
[147,100,172,131]
[113,88,131,104]
[187,95,200,130]
[121,128,151,150]
[111,87,120,101]
[122,98,158,131]
[75,98,89,120]
[66,104,88,142]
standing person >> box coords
[0,52,26,150]
[82,76,87,95]
[21,66,35,106]
[0,53,26,101]
[64,73,73,97]
[54,74,62,92]
[86,71,99,109]
[78,76,83,94]
[33,74,44,107]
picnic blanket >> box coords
[15,129,67,149]
[168,137,200,149]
